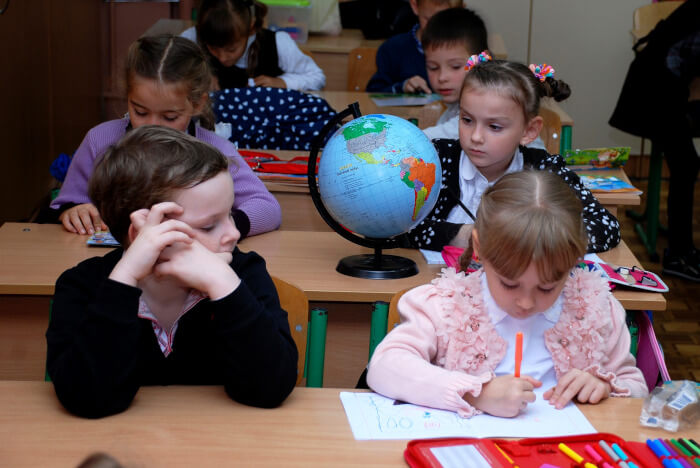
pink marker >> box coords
[585,444,604,463]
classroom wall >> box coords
[466,0,649,152]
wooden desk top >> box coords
[0,223,666,310]
[0,381,690,467]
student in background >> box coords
[47,126,298,419]
[365,0,462,94]
[51,35,281,239]
[420,7,488,140]
[403,59,620,253]
[368,171,647,418]
[181,0,325,91]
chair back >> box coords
[272,276,309,385]
[539,105,563,155]
[347,47,378,91]
[632,1,683,40]
[387,288,410,333]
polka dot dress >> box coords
[211,87,336,151]
[406,140,622,253]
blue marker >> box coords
[612,443,630,461]
[648,439,667,458]
[628,462,640,468]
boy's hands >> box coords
[465,375,541,418]
[155,238,241,300]
[402,75,431,94]
[109,203,195,287]
[59,203,108,235]
[543,369,611,409]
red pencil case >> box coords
[239,149,314,175]
[405,433,664,468]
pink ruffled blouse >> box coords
[367,268,648,417]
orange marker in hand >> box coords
[514,332,523,377]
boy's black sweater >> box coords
[46,247,298,419]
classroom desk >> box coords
[0,224,665,382]
[0,223,666,311]
[0,381,692,467]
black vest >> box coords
[211,29,284,90]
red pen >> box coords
[514,332,523,377]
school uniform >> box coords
[46,247,298,419]
[367,268,648,418]
[401,139,621,253]
[50,118,281,239]
[366,24,430,93]
[181,27,325,91]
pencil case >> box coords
[404,433,666,468]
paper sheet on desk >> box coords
[420,248,446,265]
[340,392,596,440]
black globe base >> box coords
[336,254,418,279]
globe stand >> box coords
[308,103,422,280]
[336,247,418,279]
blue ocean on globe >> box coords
[318,114,441,239]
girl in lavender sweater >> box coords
[367,171,647,418]
[52,35,280,239]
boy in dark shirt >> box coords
[46,125,298,418]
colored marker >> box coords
[585,444,603,463]
[661,439,680,456]
[494,442,519,468]
[664,460,684,468]
[678,439,698,457]
[599,440,621,462]
[628,462,640,468]
[672,439,693,457]
[677,458,694,468]
[593,442,615,464]
[648,439,669,457]
[684,439,700,456]
[612,442,630,461]
[558,443,584,464]
[514,331,523,377]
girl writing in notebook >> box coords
[368,171,647,418]
[403,59,620,253]
[51,35,280,238]
[47,126,298,418]
[181,0,325,91]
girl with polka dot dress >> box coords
[403,59,620,253]
[368,171,646,419]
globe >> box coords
[308,109,442,279]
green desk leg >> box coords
[369,301,389,361]
[626,144,666,262]
[560,125,572,154]
[306,308,327,388]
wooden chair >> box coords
[631,1,683,42]
[366,288,409,362]
[626,1,683,261]
[347,46,377,92]
[46,278,328,388]
[539,98,573,155]
[272,276,327,387]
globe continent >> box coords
[318,114,441,239]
